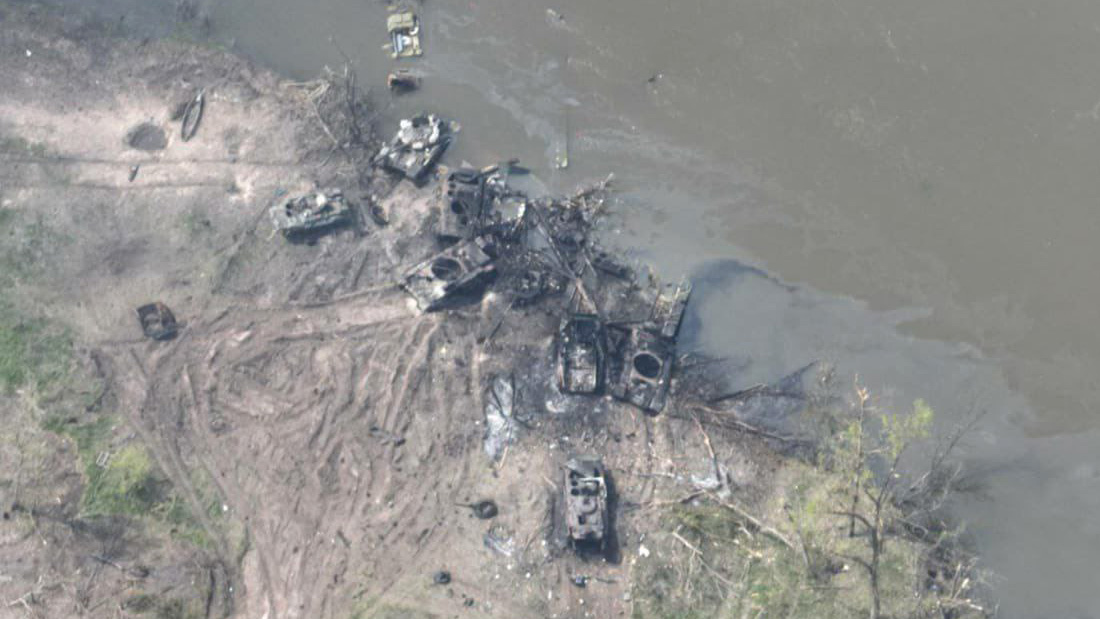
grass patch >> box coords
[0,208,66,285]
[351,598,438,619]
[0,301,73,398]
[0,135,48,157]
[85,444,160,516]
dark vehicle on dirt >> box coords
[401,236,497,311]
[136,302,178,340]
[556,313,607,394]
[563,456,609,550]
[373,113,452,184]
[269,188,353,237]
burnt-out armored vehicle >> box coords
[269,189,352,237]
[373,113,453,184]
[401,236,497,311]
[136,302,178,340]
[437,162,527,244]
[608,279,692,413]
[556,313,607,394]
[563,456,608,550]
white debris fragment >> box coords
[638,544,650,558]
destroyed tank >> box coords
[556,313,607,394]
[608,327,676,413]
[607,279,691,413]
[563,456,608,549]
[401,236,497,311]
[373,114,453,184]
[269,189,352,237]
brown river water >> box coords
[40,0,1100,616]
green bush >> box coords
[84,445,161,516]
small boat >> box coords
[180,89,205,142]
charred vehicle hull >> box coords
[269,189,352,237]
[556,313,607,394]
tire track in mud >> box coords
[110,285,493,619]
[96,347,239,617]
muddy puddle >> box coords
[31,0,1100,615]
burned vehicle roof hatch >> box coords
[269,189,352,237]
[564,456,608,550]
[557,313,607,395]
[373,114,453,184]
[401,236,496,311]
[136,302,178,341]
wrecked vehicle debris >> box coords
[136,302,178,340]
[501,255,566,306]
[268,188,353,237]
[650,278,692,339]
[589,248,631,280]
[564,456,609,550]
[180,89,204,142]
[484,524,516,556]
[557,313,607,395]
[387,69,419,92]
[373,113,453,184]
[386,11,422,58]
[402,236,496,311]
